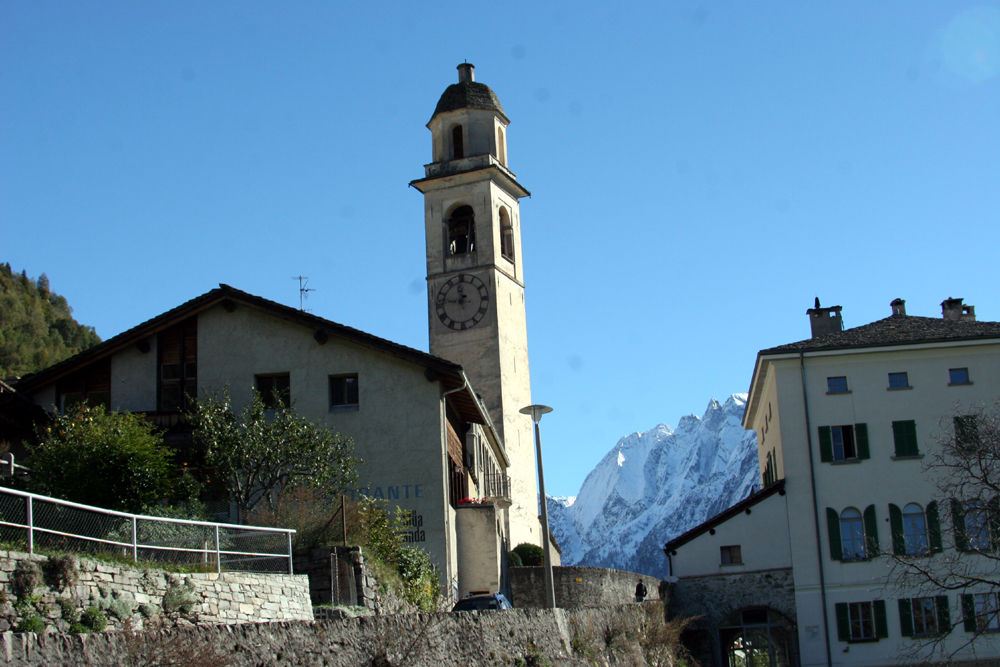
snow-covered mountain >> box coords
[546,394,759,579]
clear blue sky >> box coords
[3,2,998,498]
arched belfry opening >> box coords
[452,125,464,160]
[499,207,514,263]
[497,127,506,165]
[448,205,475,255]
[719,608,798,667]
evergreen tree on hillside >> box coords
[0,263,101,379]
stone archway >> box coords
[719,607,798,667]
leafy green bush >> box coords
[11,561,41,596]
[28,405,174,513]
[16,614,45,633]
[513,543,544,566]
[57,597,78,623]
[162,577,197,615]
[43,554,78,591]
[80,607,107,632]
[396,547,441,612]
[507,550,524,567]
[189,388,358,515]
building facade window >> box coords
[903,503,929,555]
[888,372,910,389]
[949,368,971,385]
[963,593,1000,632]
[836,601,888,642]
[451,125,464,160]
[158,317,197,412]
[499,207,515,263]
[841,508,867,560]
[448,205,476,255]
[955,415,980,451]
[899,597,950,637]
[827,505,878,561]
[256,373,290,409]
[330,374,359,412]
[827,376,849,393]
[952,499,997,552]
[892,420,920,457]
[720,545,742,565]
[819,424,869,462]
[890,501,942,555]
[964,501,991,551]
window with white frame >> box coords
[841,508,867,560]
[903,503,929,555]
[850,602,876,640]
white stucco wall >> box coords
[110,336,157,412]
[670,489,793,579]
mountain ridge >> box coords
[546,394,759,578]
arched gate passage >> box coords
[719,608,798,667]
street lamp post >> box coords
[520,404,556,609]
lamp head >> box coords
[519,404,553,423]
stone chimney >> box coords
[457,63,475,83]
[890,298,906,316]
[942,297,976,322]
[807,297,843,339]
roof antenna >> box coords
[292,276,314,312]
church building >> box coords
[9,64,547,600]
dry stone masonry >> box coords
[0,550,312,633]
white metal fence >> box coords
[0,487,295,574]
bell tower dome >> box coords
[411,64,541,550]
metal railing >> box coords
[483,472,511,503]
[0,487,295,574]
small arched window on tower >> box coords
[452,125,464,160]
[499,207,515,263]
[448,206,475,255]
[497,127,506,165]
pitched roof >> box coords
[662,480,785,555]
[13,285,497,434]
[761,315,1000,356]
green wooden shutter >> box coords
[892,421,919,456]
[937,596,952,635]
[889,504,905,555]
[953,499,969,551]
[928,501,943,553]
[819,426,833,463]
[855,423,870,460]
[836,602,850,641]
[827,508,843,561]
[906,421,919,455]
[988,497,1000,551]
[874,600,889,639]
[962,594,976,632]
[864,505,880,557]
[898,598,914,638]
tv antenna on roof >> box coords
[292,276,314,312]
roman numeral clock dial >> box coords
[435,274,489,330]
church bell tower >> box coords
[411,63,540,548]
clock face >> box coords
[436,274,489,330]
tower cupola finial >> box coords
[457,62,475,83]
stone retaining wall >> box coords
[0,602,674,666]
[0,550,312,633]
[511,565,662,608]
[292,546,380,611]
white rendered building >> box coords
[665,297,1000,667]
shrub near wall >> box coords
[0,550,312,634]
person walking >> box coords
[634,577,647,603]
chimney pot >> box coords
[890,299,906,316]
[806,299,843,339]
[457,63,475,84]
[941,297,975,321]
